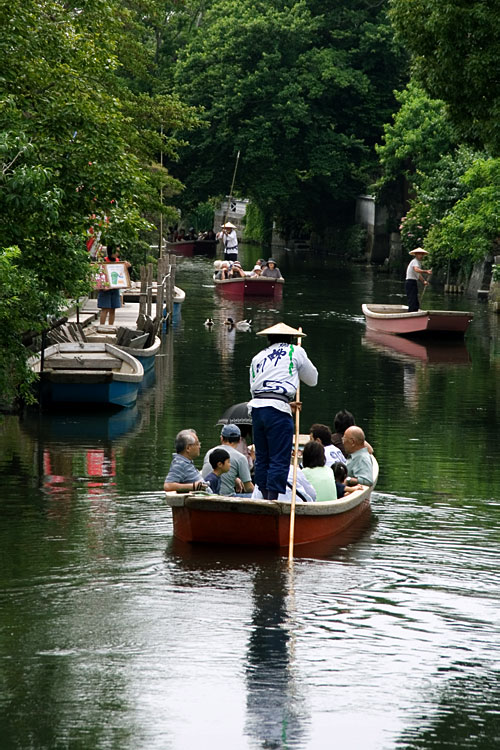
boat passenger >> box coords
[301,441,337,501]
[406,248,432,312]
[331,409,373,457]
[251,264,262,277]
[309,423,346,466]
[261,259,282,279]
[249,322,318,501]
[202,424,254,495]
[332,461,348,498]
[215,260,230,280]
[164,429,211,493]
[343,426,374,487]
[251,461,316,503]
[204,448,231,495]
[227,261,245,278]
[217,222,239,262]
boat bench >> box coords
[45,357,122,369]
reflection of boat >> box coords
[362,304,473,336]
[363,329,471,365]
[215,276,284,299]
[173,285,185,310]
[165,458,378,547]
[166,239,217,257]
[21,404,142,442]
[29,342,143,408]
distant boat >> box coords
[29,342,143,409]
[362,304,473,336]
[166,239,217,257]
[165,458,378,547]
[214,276,284,299]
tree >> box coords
[0,0,197,401]
[172,0,405,233]
[389,0,500,154]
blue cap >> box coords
[221,424,241,439]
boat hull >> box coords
[362,304,473,336]
[170,496,371,547]
[167,240,217,257]
[215,277,284,299]
[29,342,143,409]
[166,458,377,548]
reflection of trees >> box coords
[398,670,500,749]
[245,560,308,749]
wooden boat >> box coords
[165,458,378,547]
[86,330,161,373]
[362,304,473,336]
[166,239,217,257]
[29,342,144,408]
[214,276,284,299]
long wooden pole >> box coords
[222,150,240,226]
[288,328,303,565]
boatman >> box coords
[217,222,239,262]
[249,323,318,501]
[406,247,432,312]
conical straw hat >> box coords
[256,322,306,337]
[409,247,429,255]
[221,221,236,228]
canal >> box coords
[1,247,499,749]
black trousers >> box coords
[405,279,419,312]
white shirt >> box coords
[248,342,318,416]
[252,465,316,502]
[221,229,238,251]
[324,444,346,467]
[406,258,423,281]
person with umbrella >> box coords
[248,322,318,501]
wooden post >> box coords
[288,328,303,565]
[146,263,153,318]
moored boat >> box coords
[214,276,284,299]
[86,330,161,373]
[166,239,217,257]
[29,342,144,408]
[362,304,473,336]
[165,457,378,547]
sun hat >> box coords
[233,261,241,267]
[221,222,236,229]
[409,247,429,255]
[221,423,241,439]
[267,258,276,264]
[256,322,306,337]
[213,260,222,269]
[253,264,261,271]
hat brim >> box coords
[257,322,306,337]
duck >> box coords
[204,318,214,328]
[225,317,252,332]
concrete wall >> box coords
[355,195,389,263]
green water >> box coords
[1,248,499,749]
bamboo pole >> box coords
[288,328,303,565]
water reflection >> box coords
[362,330,471,366]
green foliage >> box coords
[375,82,458,192]
[425,157,500,267]
[389,0,500,154]
[492,264,500,283]
[399,146,480,253]
[243,203,271,245]
[172,0,405,230]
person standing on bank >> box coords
[405,248,432,312]
[249,322,318,501]
[217,222,239,262]
[97,243,131,326]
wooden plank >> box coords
[46,356,122,370]
[127,332,149,349]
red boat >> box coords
[166,239,217,257]
[362,304,473,336]
[214,276,284,299]
[165,458,378,548]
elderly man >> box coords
[249,322,318,501]
[202,424,254,495]
[343,426,374,486]
[164,429,209,493]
